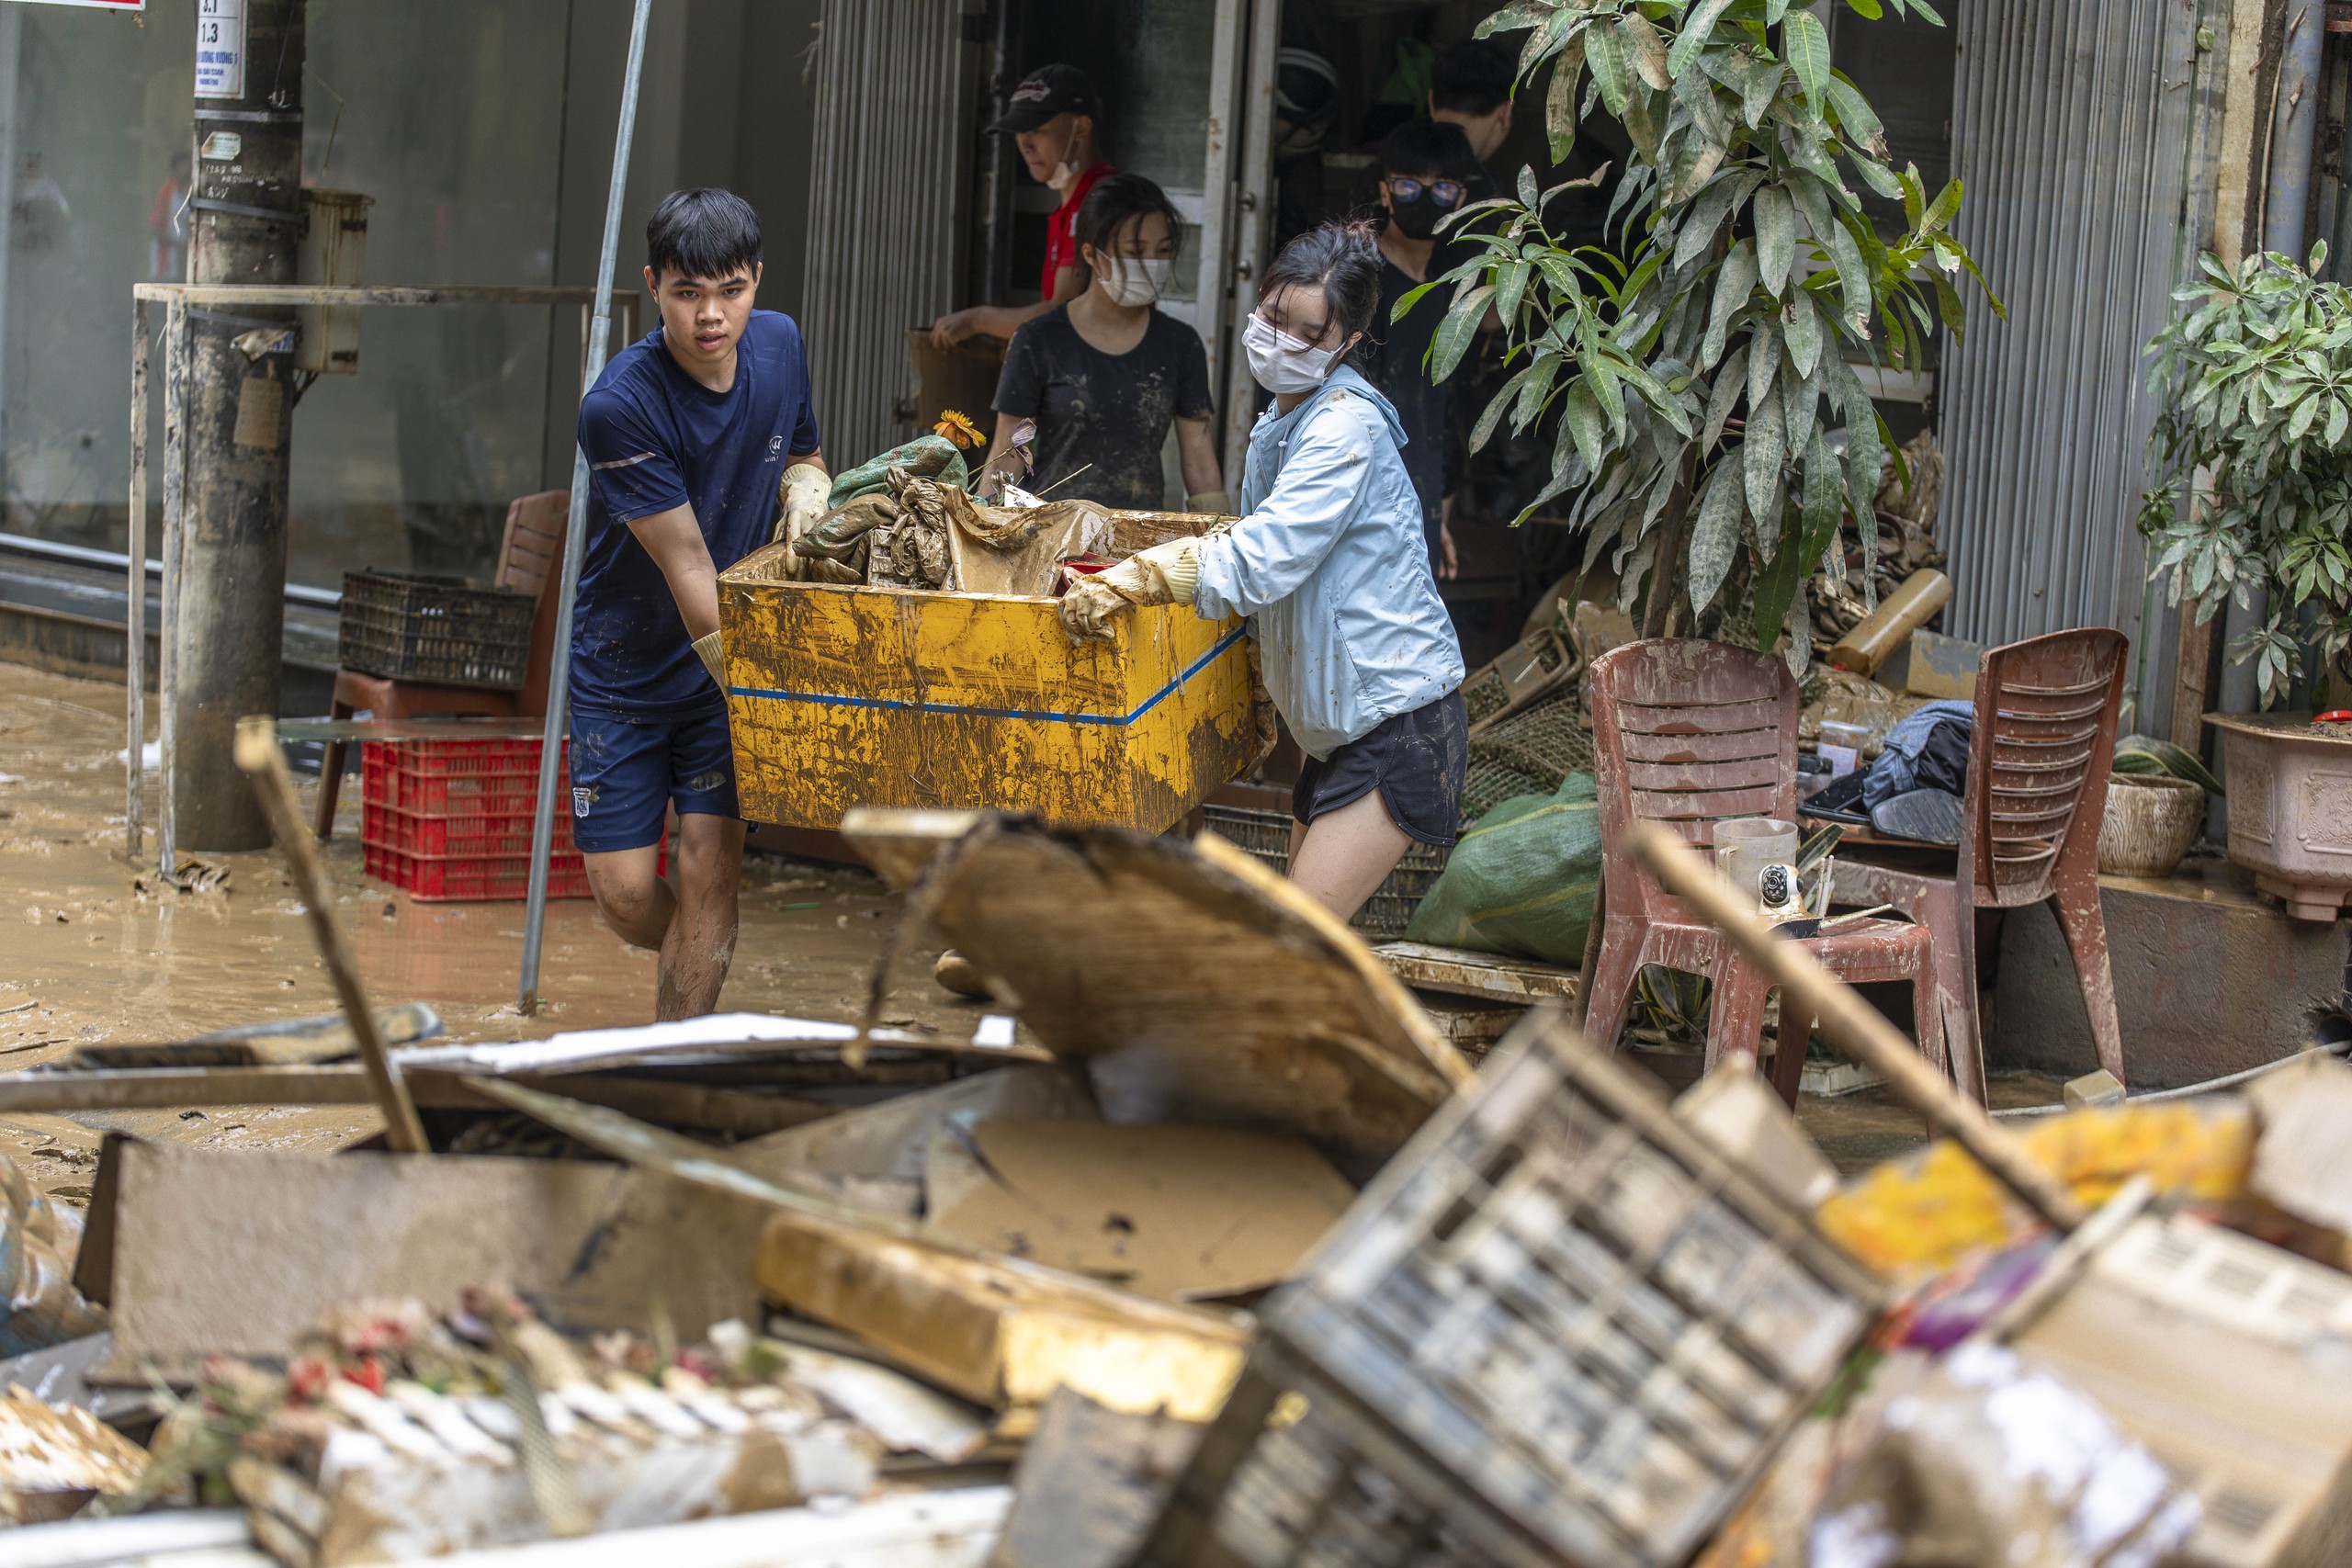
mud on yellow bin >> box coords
[717,516,1259,833]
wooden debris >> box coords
[1373,941,1581,1003]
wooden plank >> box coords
[1373,942,1580,1002]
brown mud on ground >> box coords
[0,662,974,1192]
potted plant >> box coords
[2143,245,2352,912]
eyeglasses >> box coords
[1384,177,1465,208]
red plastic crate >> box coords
[362,738,565,816]
[364,840,592,902]
[362,800,578,859]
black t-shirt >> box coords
[1368,255,1451,547]
[992,306,1215,511]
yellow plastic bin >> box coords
[717,528,1260,833]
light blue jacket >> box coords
[1194,367,1465,758]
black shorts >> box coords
[1292,692,1468,848]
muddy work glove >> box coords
[1184,491,1232,515]
[771,462,833,578]
[1056,539,1202,644]
[692,630,727,689]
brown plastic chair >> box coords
[314,491,570,840]
[1831,627,2129,1099]
[1583,639,1946,1107]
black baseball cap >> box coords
[989,63,1102,134]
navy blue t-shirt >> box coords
[572,310,821,716]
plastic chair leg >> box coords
[2051,878,2126,1088]
[313,697,356,842]
[1768,1000,1809,1109]
[1580,919,1645,1055]
[1910,954,1951,1084]
[1703,956,1770,1073]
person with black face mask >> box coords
[1365,120,1482,579]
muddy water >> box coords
[0,662,975,1193]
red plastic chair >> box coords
[314,491,570,840]
[1583,639,1946,1106]
[1830,628,2129,1099]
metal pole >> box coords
[172,0,305,852]
[126,299,149,865]
[520,0,655,1013]
[158,300,188,878]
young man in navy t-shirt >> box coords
[572,188,828,1019]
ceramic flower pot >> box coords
[2211,712,2352,919]
[2096,773,2205,878]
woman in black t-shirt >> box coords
[982,175,1225,512]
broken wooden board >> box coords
[1372,941,1581,1003]
[67,1002,445,1071]
[754,1211,1250,1421]
[843,810,1470,1179]
[927,1121,1354,1303]
[80,1141,778,1383]
[987,1387,1204,1568]
[470,1077,1253,1426]
[396,1011,1037,1077]
[0,1383,149,1524]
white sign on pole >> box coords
[194,0,244,98]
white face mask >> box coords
[1243,311,1344,394]
[1097,256,1172,308]
[1046,126,1086,193]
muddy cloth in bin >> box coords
[824,434,969,509]
[1402,772,1600,965]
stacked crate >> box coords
[359,738,588,901]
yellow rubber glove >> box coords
[1184,490,1232,515]
[775,463,831,544]
[692,630,726,688]
[1057,577,1128,644]
[1097,537,1202,607]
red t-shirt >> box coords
[1041,161,1116,299]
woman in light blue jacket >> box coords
[1062,220,1466,920]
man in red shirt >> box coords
[930,64,1114,348]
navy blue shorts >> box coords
[1293,691,1468,848]
[567,704,739,853]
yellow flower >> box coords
[933,410,985,450]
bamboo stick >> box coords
[232,717,430,1153]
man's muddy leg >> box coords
[657,811,745,1019]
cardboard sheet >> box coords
[927,1121,1355,1302]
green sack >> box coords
[826,434,969,510]
[1403,772,1600,966]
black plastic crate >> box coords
[1137,1010,1882,1568]
[1201,803,1448,939]
[337,570,534,690]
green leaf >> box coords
[1562,379,1607,475]
[1782,10,1831,110]
[1744,384,1787,523]
[1752,506,1807,648]
[1496,260,1533,328]
[1785,289,1823,379]
[1921,175,1963,232]
[1391,279,1442,321]
[1755,184,1796,297]
[1767,0,1792,21]
[1688,457,1747,613]
[1474,1,1554,40]
[1519,6,1578,84]
[1546,32,1588,164]
[1748,317,1782,412]
[1844,0,1884,19]
[1703,342,1750,451]
[1430,283,1497,383]
[1668,0,1737,78]
[1800,430,1844,568]
[1783,347,1824,456]
[1736,54,1786,127]
[1621,11,1673,91]
[1703,241,1760,367]
[1585,20,1630,118]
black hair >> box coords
[645,188,763,282]
[1260,219,1383,368]
[1378,119,1483,185]
[1074,173,1184,261]
[1430,39,1515,118]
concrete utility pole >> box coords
[174,0,305,851]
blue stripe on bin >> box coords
[729,623,1250,728]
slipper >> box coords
[1869,787,1964,846]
